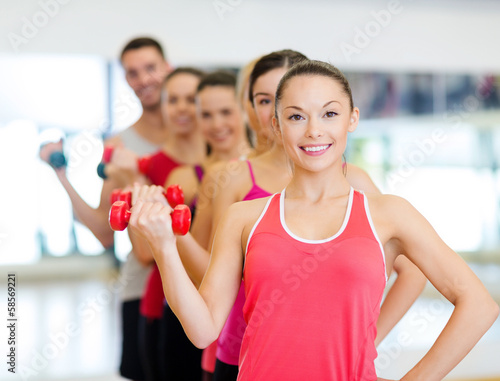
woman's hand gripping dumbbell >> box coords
[110,184,184,208]
[108,184,190,235]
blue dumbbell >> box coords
[49,151,67,169]
[97,162,107,179]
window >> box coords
[0,54,109,264]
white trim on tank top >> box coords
[362,191,389,282]
[244,194,278,256]
[279,187,354,244]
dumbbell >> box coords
[102,145,114,163]
[109,184,186,231]
[97,145,152,179]
[109,185,189,234]
[109,201,191,234]
[109,185,184,208]
[49,151,67,169]
[110,189,132,206]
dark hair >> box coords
[275,60,354,120]
[197,71,237,93]
[248,49,308,105]
[120,37,165,61]
[165,67,205,84]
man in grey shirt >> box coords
[40,36,171,380]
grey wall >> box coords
[1,0,500,72]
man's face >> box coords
[122,46,169,110]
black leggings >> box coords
[138,315,162,381]
[213,359,239,381]
[161,303,203,380]
[139,315,164,381]
[119,299,145,380]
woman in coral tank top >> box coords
[128,60,499,381]
[168,50,425,381]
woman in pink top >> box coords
[163,50,403,381]
[129,59,498,380]
[186,50,425,380]
[165,70,253,381]
[127,67,206,380]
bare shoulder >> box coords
[364,193,426,242]
[205,159,248,183]
[204,160,227,177]
[232,196,272,219]
[365,192,415,215]
[168,165,196,184]
[166,165,199,206]
[202,159,251,200]
[345,163,380,194]
[219,195,273,232]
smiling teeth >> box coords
[139,86,154,95]
[304,145,329,152]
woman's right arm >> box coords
[129,198,247,348]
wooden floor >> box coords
[1,262,499,381]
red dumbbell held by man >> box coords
[98,145,152,180]
[109,185,190,235]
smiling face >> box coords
[252,67,288,145]
[274,74,359,173]
[197,86,245,153]
[122,46,169,110]
[162,73,200,135]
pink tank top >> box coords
[241,160,272,201]
[238,189,386,380]
[216,160,272,365]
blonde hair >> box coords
[236,56,262,107]
[236,56,262,148]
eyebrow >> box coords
[284,100,341,111]
[253,92,272,98]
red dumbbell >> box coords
[109,201,191,235]
[102,145,114,163]
[109,185,184,208]
[110,189,122,204]
[98,145,152,179]
[164,184,184,208]
[110,189,132,205]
